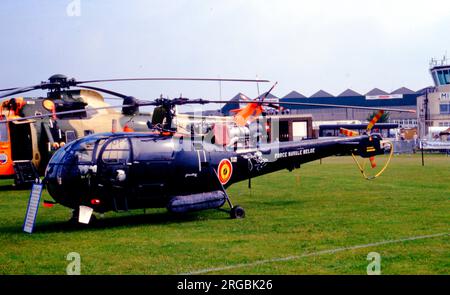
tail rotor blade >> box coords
[339,128,359,137]
[367,110,385,132]
[369,156,377,168]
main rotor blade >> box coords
[203,100,416,113]
[0,105,132,123]
[274,101,416,113]
[0,87,21,92]
[76,77,270,84]
[76,85,131,99]
[0,85,43,99]
[136,98,417,113]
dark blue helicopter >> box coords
[0,77,414,222]
[43,130,386,220]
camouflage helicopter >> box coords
[0,74,267,186]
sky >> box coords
[1,0,450,111]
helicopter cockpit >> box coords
[45,134,109,207]
[45,132,178,209]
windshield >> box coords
[48,135,109,165]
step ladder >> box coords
[13,160,39,187]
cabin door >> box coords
[9,122,33,161]
[128,138,174,205]
[97,137,132,210]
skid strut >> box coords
[212,168,245,219]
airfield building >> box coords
[221,88,420,129]
[416,58,450,138]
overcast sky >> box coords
[1,0,450,108]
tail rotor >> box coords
[339,110,394,180]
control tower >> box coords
[417,56,450,138]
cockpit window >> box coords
[102,138,130,164]
[0,122,8,142]
[72,139,97,164]
[48,135,109,166]
[95,139,107,159]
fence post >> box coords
[420,140,425,166]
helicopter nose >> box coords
[45,150,92,209]
[45,162,82,208]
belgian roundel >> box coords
[218,159,233,185]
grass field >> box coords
[0,154,448,274]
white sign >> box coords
[292,121,307,140]
[439,92,450,101]
[23,183,43,234]
[366,94,403,100]
[420,140,450,149]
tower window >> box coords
[437,70,450,85]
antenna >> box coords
[219,78,222,100]
[218,76,223,110]
[256,74,261,98]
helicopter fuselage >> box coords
[44,132,384,214]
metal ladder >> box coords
[13,160,39,187]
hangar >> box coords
[221,87,421,129]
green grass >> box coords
[0,154,449,274]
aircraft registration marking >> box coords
[274,148,315,160]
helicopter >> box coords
[0,74,267,186]
[2,82,416,223]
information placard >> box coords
[23,183,43,234]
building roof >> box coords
[365,88,389,96]
[282,90,306,99]
[229,92,246,101]
[415,86,434,95]
[221,93,243,115]
[257,92,278,100]
[390,87,415,95]
[310,90,334,98]
[337,89,362,97]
